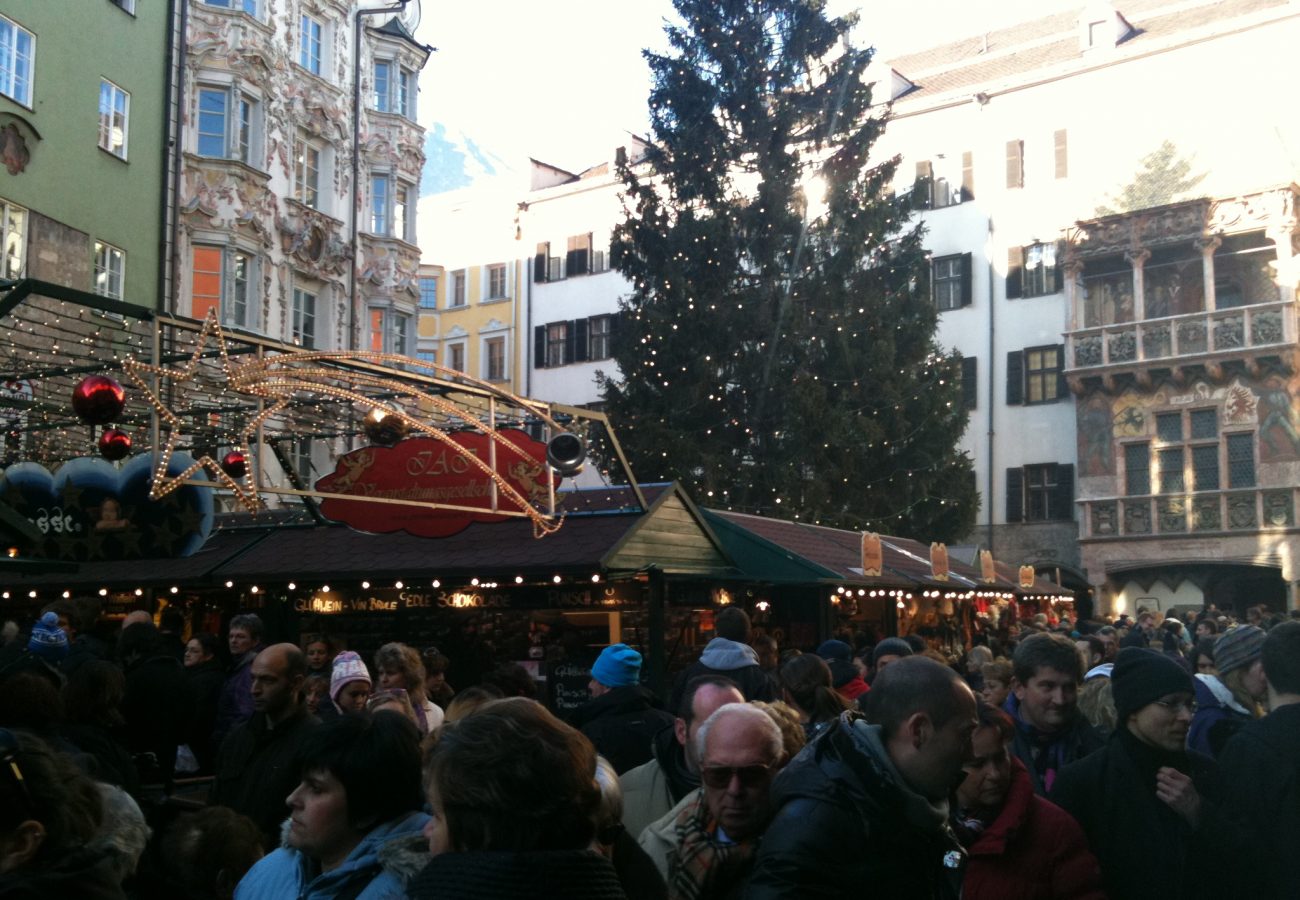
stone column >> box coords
[1126,248,1150,322]
[1196,235,1221,310]
[1267,224,1298,305]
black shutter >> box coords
[1054,463,1075,521]
[1055,343,1068,399]
[1006,468,1024,523]
[566,234,591,277]
[534,325,547,368]
[1053,240,1066,293]
[913,160,933,210]
[961,356,978,410]
[961,151,975,201]
[1006,246,1024,299]
[960,253,973,307]
[1006,350,1024,405]
[1054,129,1068,179]
[564,320,577,364]
[1005,139,1023,189]
[573,317,590,362]
[534,242,548,283]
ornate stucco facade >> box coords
[178,0,429,354]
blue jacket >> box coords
[234,811,431,900]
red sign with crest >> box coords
[315,431,558,538]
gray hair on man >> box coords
[694,702,783,762]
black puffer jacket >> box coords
[407,849,628,900]
[571,685,675,775]
[745,713,964,900]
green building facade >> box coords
[1,0,170,312]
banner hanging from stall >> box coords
[315,431,560,538]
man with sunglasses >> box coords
[746,656,976,899]
[1050,647,1225,900]
[640,702,784,899]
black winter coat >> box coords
[210,705,319,849]
[184,658,225,773]
[121,653,191,785]
[1217,704,1300,899]
[571,685,675,775]
[1049,728,1224,900]
[745,714,965,900]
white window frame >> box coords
[369,173,390,235]
[2,199,27,280]
[447,340,466,373]
[196,86,259,165]
[300,14,323,76]
[546,321,568,368]
[93,241,125,301]
[392,313,412,357]
[588,314,612,360]
[486,263,508,299]
[394,182,412,242]
[370,174,413,239]
[0,15,35,107]
[419,275,438,309]
[203,0,258,14]
[483,334,507,382]
[98,79,130,160]
[191,244,260,330]
[291,286,317,348]
[372,58,416,117]
[293,137,321,209]
[450,270,467,307]
[110,0,138,13]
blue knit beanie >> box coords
[816,639,852,663]
[591,643,641,688]
[28,611,69,662]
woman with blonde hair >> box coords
[374,642,444,734]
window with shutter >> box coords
[533,325,547,369]
[1006,246,1024,299]
[566,234,591,277]
[572,317,589,363]
[1005,468,1024,523]
[1024,346,1064,404]
[1005,139,1024,189]
[914,160,933,210]
[960,356,977,410]
[1005,351,1024,405]
[534,242,549,282]
[933,254,968,311]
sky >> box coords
[412,0,1082,180]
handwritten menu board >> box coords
[548,655,596,719]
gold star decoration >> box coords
[121,312,264,513]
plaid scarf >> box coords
[666,789,756,900]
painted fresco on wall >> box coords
[1257,372,1300,463]
[1077,373,1300,474]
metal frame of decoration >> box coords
[0,285,643,540]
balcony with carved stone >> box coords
[1064,187,1300,393]
[1082,486,1299,540]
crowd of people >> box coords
[0,597,1294,899]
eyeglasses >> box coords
[0,728,35,817]
[700,764,775,790]
[1153,698,1197,715]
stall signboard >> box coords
[292,584,647,615]
[315,431,559,538]
[549,655,598,719]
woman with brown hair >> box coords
[779,654,850,741]
[374,643,444,734]
[410,698,626,899]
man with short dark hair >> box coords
[746,657,977,898]
[1005,633,1104,795]
[1120,611,1156,648]
[214,613,266,749]
[668,608,776,713]
[1217,621,1300,897]
[233,712,429,898]
[621,675,744,840]
[212,643,320,849]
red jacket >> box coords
[961,757,1106,900]
[835,675,869,702]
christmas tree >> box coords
[599,0,976,541]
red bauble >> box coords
[220,451,248,479]
[72,375,126,426]
[98,428,132,461]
